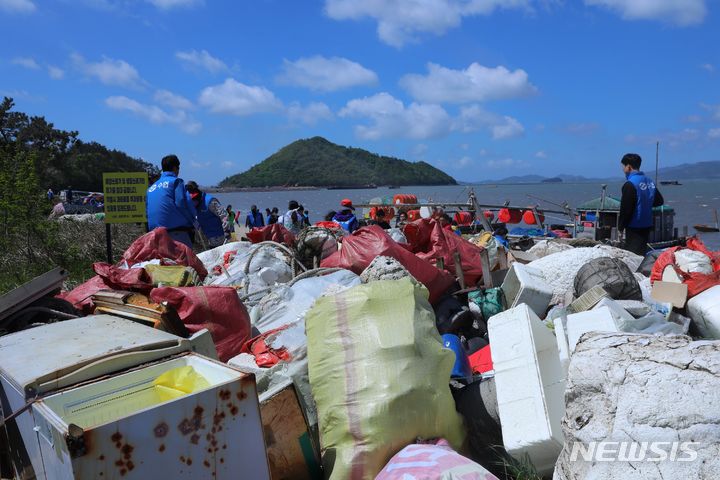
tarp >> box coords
[321,225,455,304]
[651,237,720,298]
[246,223,296,246]
[150,286,251,362]
[306,278,466,480]
[58,227,207,313]
[403,218,486,287]
[122,227,207,279]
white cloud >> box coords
[105,95,201,134]
[286,101,333,126]
[584,0,706,26]
[72,53,143,88]
[12,57,40,69]
[190,160,211,168]
[412,143,429,156]
[701,63,714,72]
[199,78,282,116]
[701,103,720,120]
[401,62,537,103]
[485,157,528,169]
[708,128,720,139]
[175,49,227,74]
[455,104,525,139]
[625,128,700,147]
[491,116,525,140]
[0,0,36,13]
[535,150,547,158]
[339,92,451,140]
[147,0,203,9]
[154,89,194,110]
[324,0,530,47]
[221,161,234,168]
[47,65,64,79]
[457,156,473,167]
[563,122,600,134]
[278,56,378,92]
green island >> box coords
[219,136,457,189]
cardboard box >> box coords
[651,281,688,309]
[259,381,322,480]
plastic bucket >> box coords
[442,334,472,379]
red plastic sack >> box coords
[403,219,486,287]
[247,223,296,246]
[57,275,113,314]
[122,227,207,279]
[321,225,455,304]
[150,286,251,362]
[468,345,493,374]
[93,263,154,292]
[241,325,292,367]
[650,238,720,298]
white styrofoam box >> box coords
[501,263,553,318]
[687,285,720,339]
[566,306,618,352]
[488,304,565,475]
[662,265,683,283]
[554,312,571,377]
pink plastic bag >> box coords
[376,439,498,480]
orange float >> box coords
[453,211,473,226]
[369,206,396,221]
[407,209,421,221]
[523,209,545,225]
[498,208,522,224]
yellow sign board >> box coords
[103,172,148,224]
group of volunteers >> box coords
[146,152,660,255]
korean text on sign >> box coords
[103,172,149,224]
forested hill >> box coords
[219,137,457,188]
[0,97,158,192]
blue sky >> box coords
[2,0,719,184]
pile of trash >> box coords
[11,219,720,479]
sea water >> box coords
[215,179,720,250]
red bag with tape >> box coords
[150,286,251,362]
[650,237,720,298]
[403,218,486,287]
[321,225,455,304]
[247,223,296,247]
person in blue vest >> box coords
[245,205,265,229]
[619,153,664,256]
[332,198,359,233]
[146,154,198,248]
[185,180,229,248]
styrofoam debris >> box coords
[675,249,713,275]
[528,240,574,258]
[528,246,643,306]
[488,304,565,476]
[687,285,720,339]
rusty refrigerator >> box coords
[0,315,270,479]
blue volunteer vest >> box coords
[626,171,656,229]
[195,192,225,238]
[246,211,264,228]
[147,172,192,231]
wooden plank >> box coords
[259,382,321,480]
[0,267,68,322]
[479,249,493,289]
[453,252,465,290]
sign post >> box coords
[103,172,149,264]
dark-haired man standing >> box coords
[618,153,664,256]
[147,154,198,248]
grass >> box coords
[0,218,145,294]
